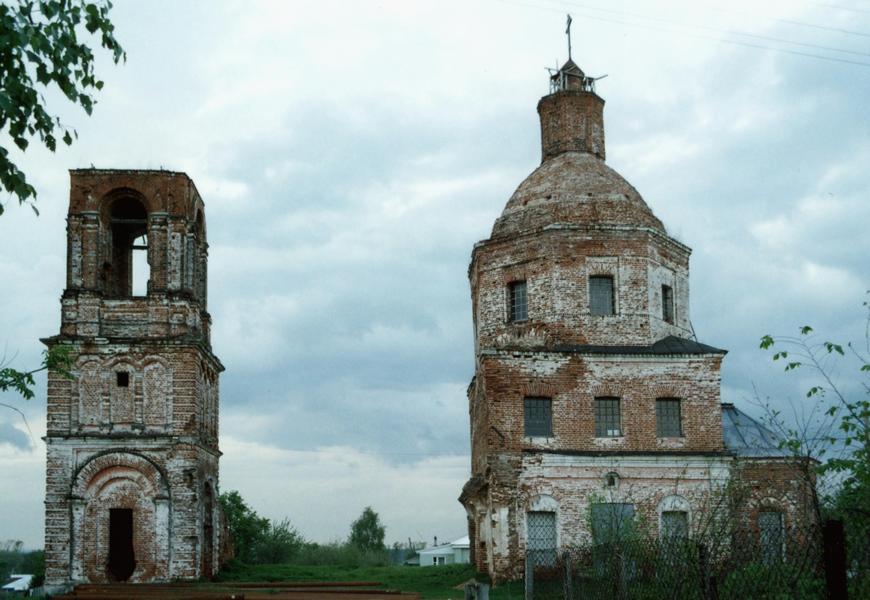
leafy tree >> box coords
[0,0,124,215]
[759,294,869,476]
[759,293,870,594]
[1,346,72,399]
[1,345,72,441]
[218,490,270,564]
[0,541,43,589]
[251,518,305,564]
[349,506,386,552]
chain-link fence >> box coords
[524,516,868,600]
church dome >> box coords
[491,151,665,238]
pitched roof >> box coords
[721,403,791,458]
[2,574,33,592]
[552,335,727,356]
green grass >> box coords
[215,563,527,599]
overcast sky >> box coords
[1,0,868,550]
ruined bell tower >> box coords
[43,170,223,590]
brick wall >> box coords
[460,61,815,584]
[44,170,224,591]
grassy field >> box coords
[215,563,527,599]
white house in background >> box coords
[418,536,471,566]
[2,573,34,596]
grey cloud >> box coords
[0,420,32,450]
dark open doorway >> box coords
[107,508,136,581]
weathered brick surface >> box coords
[461,64,814,582]
[44,170,224,591]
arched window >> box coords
[759,510,785,564]
[658,495,691,541]
[106,196,149,297]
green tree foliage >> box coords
[760,293,870,595]
[0,346,72,399]
[218,490,305,565]
[1,345,72,442]
[251,518,305,564]
[349,506,386,553]
[0,541,44,589]
[218,490,270,564]
[0,0,124,214]
[759,294,869,475]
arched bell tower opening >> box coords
[44,170,225,592]
[103,192,150,297]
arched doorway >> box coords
[107,508,136,581]
[71,452,171,583]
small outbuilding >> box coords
[2,574,34,596]
[418,536,470,566]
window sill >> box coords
[656,437,688,450]
[524,436,557,449]
[593,436,626,447]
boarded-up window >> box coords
[662,284,674,323]
[759,511,784,564]
[508,280,528,322]
[144,363,171,427]
[78,364,102,426]
[656,398,682,437]
[594,397,621,437]
[524,397,552,437]
[589,275,614,316]
[527,511,557,567]
[591,503,635,544]
[661,511,688,540]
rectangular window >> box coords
[594,397,621,437]
[656,398,682,437]
[524,397,552,437]
[662,284,674,323]
[508,280,528,322]
[759,511,784,564]
[116,372,129,387]
[589,275,615,316]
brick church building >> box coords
[43,170,224,591]
[459,57,816,582]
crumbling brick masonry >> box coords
[460,59,815,582]
[43,170,225,592]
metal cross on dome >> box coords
[566,14,573,60]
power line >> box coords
[809,2,870,16]
[706,1,870,38]
[498,0,870,68]
[535,0,870,58]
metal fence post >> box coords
[563,552,573,600]
[823,519,848,600]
